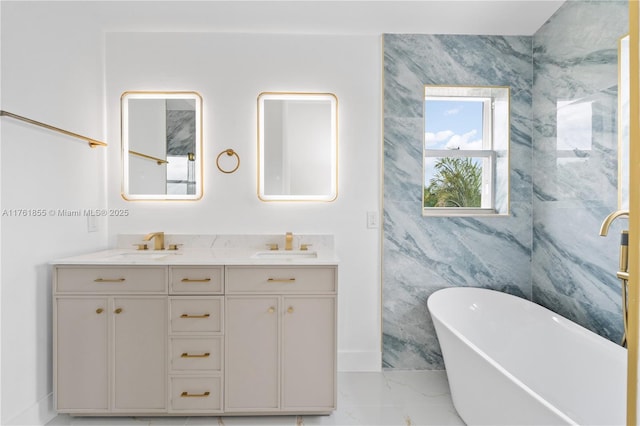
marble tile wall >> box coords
[532,0,628,342]
[383,1,628,370]
[383,34,534,369]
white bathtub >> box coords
[427,287,626,426]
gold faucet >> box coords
[599,210,630,347]
[599,210,630,279]
[285,232,293,251]
[143,232,165,250]
[599,209,629,236]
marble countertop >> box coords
[51,247,339,266]
[51,234,339,266]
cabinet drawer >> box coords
[170,376,222,412]
[170,337,222,372]
[56,267,167,293]
[226,266,336,293]
[170,297,223,333]
[170,267,223,294]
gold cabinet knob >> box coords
[114,308,123,314]
[268,307,276,314]
[96,308,104,314]
[287,306,294,314]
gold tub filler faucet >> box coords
[599,210,629,347]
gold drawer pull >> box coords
[94,278,126,283]
[180,313,210,319]
[181,278,212,283]
[96,308,104,314]
[181,352,211,358]
[268,307,276,314]
[180,391,210,398]
[287,306,294,314]
[267,278,296,283]
[114,308,123,314]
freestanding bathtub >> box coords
[428,287,626,426]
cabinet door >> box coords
[282,296,336,410]
[225,296,279,411]
[55,298,109,411]
[113,297,167,411]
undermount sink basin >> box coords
[252,250,318,259]
[110,251,180,260]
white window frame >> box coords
[423,86,508,216]
[424,149,496,213]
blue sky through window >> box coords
[424,99,484,150]
[424,99,485,187]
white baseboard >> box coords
[337,350,381,372]
[5,392,56,426]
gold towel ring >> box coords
[216,149,240,174]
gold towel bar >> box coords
[129,150,168,165]
[0,110,107,148]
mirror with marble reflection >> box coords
[121,91,203,201]
[258,92,338,202]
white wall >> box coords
[105,30,382,370]
[1,3,110,424]
[0,3,4,423]
[1,2,381,424]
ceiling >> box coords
[229,0,568,36]
[3,0,566,36]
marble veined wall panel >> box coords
[532,0,628,343]
[383,1,628,371]
[383,34,533,369]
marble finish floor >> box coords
[47,371,464,426]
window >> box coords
[166,153,196,195]
[423,86,510,216]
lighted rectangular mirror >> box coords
[258,92,338,202]
[121,91,203,201]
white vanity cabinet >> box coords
[168,266,224,413]
[224,266,337,414]
[53,267,168,414]
[53,259,337,417]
